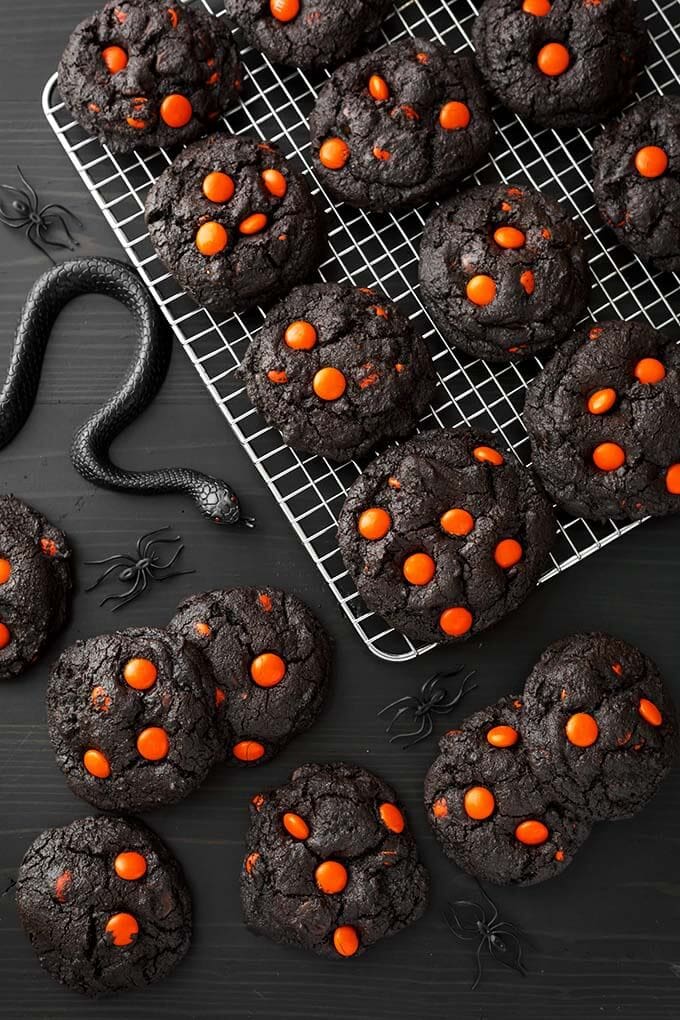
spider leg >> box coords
[29,223,55,263]
[443,906,477,942]
[16,166,39,209]
[0,211,28,227]
[36,220,74,251]
[432,670,478,713]
[489,931,527,978]
[400,713,434,749]
[85,561,128,592]
[39,202,83,227]
[377,695,412,717]
[150,569,196,583]
[138,526,173,558]
[100,575,142,608]
[85,553,134,567]
[471,938,487,991]
[382,703,416,734]
[476,881,499,926]
[41,211,79,249]
[0,182,29,201]
[147,543,185,570]
[112,572,149,611]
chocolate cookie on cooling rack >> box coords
[17,815,191,998]
[472,0,646,130]
[223,0,393,70]
[240,282,437,462]
[520,633,679,822]
[593,96,680,273]
[337,428,556,645]
[145,133,325,312]
[419,181,590,362]
[58,0,241,154]
[308,38,493,212]
[524,319,680,521]
[0,496,71,681]
[48,627,221,812]
[168,587,332,766]
[241,762,429,958]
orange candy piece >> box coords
[313,366,346,401]
[439,101,470,130]
[105,912,139,947]
[634,145,668,179]
[0,559,10,584]
[315,860,348,894]
[432,797,448,818]
[520,269,535,295]
[160,94,192,128]
[102,46,128,74]
[195,621,212,637]
[283,812,309,839]
[473,446,504,466]
[466,274,497,306]
[123,657,157,691]
[379,802,405,833]
[494,226,526,249]
[439,606,473,637]
[239,213,268,235]
[358,507,391,540]
[369,75,390,101]
[639,698,663,727]
[440,508,474,537]
[284,320,317,350]
[494,538,523,569]
[232,740,265,762]
[270,0,299,21]
[515,819,549,845]
[634,357,666,384]
[319,138,350,170]
[250,652,286,688]
[588,388,617,415]
[136,727,169,761]
[195,221,228,256]
[333,925,359,957]
[523,0,551,13]
[565,712,599,747]
[83,748,111,779]
[261,168,287,198]
[486,725,519,748]
[464,786,495,820]
[202,172,235,204]
[114,851,147,881]
[403,552,436,586]
[665,464,680,494]
[592,442,625,472]
[537,42,570,77]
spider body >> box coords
[0,167,82,263]
[85,526,194,610]
[378,668,477,748]
[445,884,527,990]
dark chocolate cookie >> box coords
[524,319,680,521]
[424,695,591,885]
[240,282,437,461]
[0,496,71,681]
[16,814,191,997]
[223,0,392,70]
[593,96,680,272]
[145,133,325,312]
[58,0,241,154]
[472,0,646,130]
[168,586,331,766]
[520,633,679,821]
[337,428,555,644]
[47,626,221,812]
[241,762,429,957]
[308,38,493,212]
[419,181,590,362]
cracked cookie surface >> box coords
[593,96,680,272]
[168,586,331,766]
[58,0,241,154]
[48,627,221,812]
[520,633,679,821]
[240,282,437,461]
[337,428,555,644]
[308,38,493,212]
[472,0,646,129]
[0,496,71,681]
[241,762,429,957]
[419,181,590,362]
[145,133,325,312]
[16,814,191,997]
[524,319,680,521]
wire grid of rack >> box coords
[42,0,680,661]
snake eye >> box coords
[213,516,222,524]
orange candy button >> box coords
[284,319,317,350]
[319,138,350,170]
[565,712,599,747]
[487,725,519,748]
[239,213,268,235]
[634,357,666,384]
[441,508,475,537]
[665,464,680,494]
[195,621,212,637]
[639,698,663,727]
[593,442,625,472]
[358,507,391,540]
[270,0,299,21]
[403,552,436,586]
[464,786,495,820]
[379,802,405,833]
[283,812,309,839]
[114,851,147,881]
[537,42,570,77]
[160,94,192,128]
[494,538,523,569]
[473,446,504,466]
[83,749,111,779]
[523,0,551,13]
[439,606,473,637]
[202,171,234,204]
[439,101,471,130]
[369,75,390,101]
[432,797,448,818]
[315,861,348,894]
[123,657,157,691]
[587,388,617,415]
[0,559,10,584]
[233,740,265,762]
[466,274,496,306]
[634,145,668,179]
[136,727,169,761]
[333,925,359,957]
[250,652,286,688]
[313,366,346,401]
[105,912,139,947]
[261,168,287,198]
[102,45,128,74]
[515,819,549,845]
[195,221,228,256]
[494,226,526,249]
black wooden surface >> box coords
[2,3,680,1018]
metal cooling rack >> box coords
[42,0,680,661]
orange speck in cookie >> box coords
[589,326,603,340]
[520,269,535,294]
[373,147,391,161]
[555,849,565,862]
[267,370,288,384]
[416,51,430,64]
[54,870,72,903]
[258,593,273,611]
[215,687,226,707]
[251,793,266,811]
[387,476,401,490]
[245,852,260,875]
[91,686,112,713]
[432,797,448,817]
[194,621,212,637]
[611,662,623,676]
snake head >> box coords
[198,479,255,528]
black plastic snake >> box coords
[0,257,254,527]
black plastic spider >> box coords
[444,883,528,991]
[0,166,82,263]
[85,526,195,611]
[377,666,477,748]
